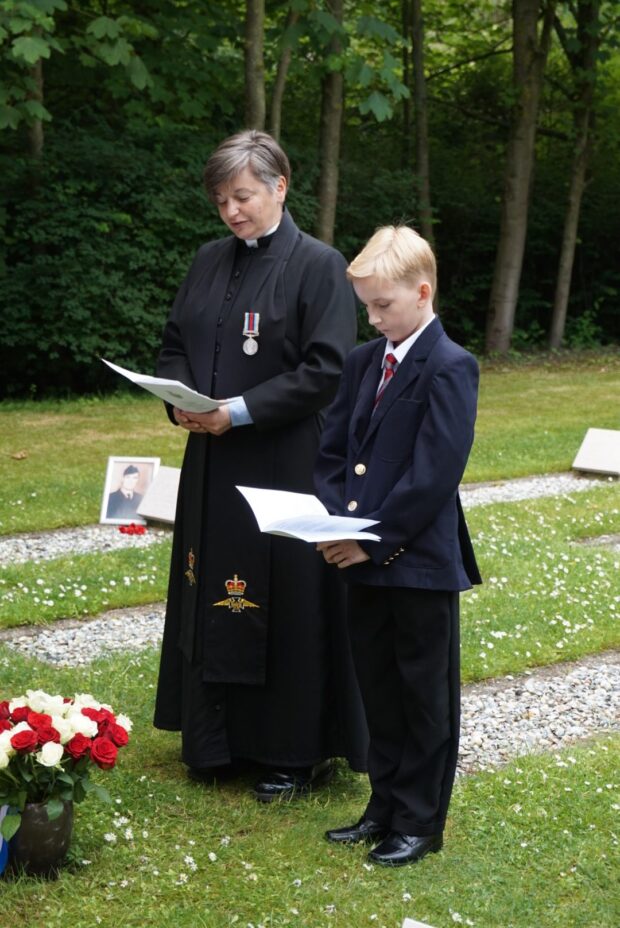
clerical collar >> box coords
[245,220,281,249]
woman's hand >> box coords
[316,539,370,568]
[173,406,232,436]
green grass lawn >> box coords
[1,352,618,926]
[1,648,618,928]
[469,352,620,482]
[0,541,171,628]
[1,353,619,534]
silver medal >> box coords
[242,312,260,356]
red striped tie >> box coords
[373,352,398,410]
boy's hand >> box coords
[316,539,370,568]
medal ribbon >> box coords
[243,312,260,338]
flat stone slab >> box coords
[572,427,620,476]
[137,465,181,525]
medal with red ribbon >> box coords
[242,312,260,355]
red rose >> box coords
[11,706,30,723]
[119,522,146,535]
[99,708,116,725]
[0,701,10,720]
[0,719,11,733]
[37,725,61,744]
[66,733,92,760]
[27,711,52,730]
[10,729,39,753]
[104,722,129,747]
[90,736,118,770]
[82,707,115,727]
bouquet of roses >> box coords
[0,689,132,841]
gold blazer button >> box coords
[347,500,358,512]
[354,463,366,476]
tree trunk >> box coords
[269,9,299,141]
[485,0,557,354]
[316,0,344,245]
[28,57,44,160]
[411,0,434,247]
[245,0,266,129]
[549,0,600,349]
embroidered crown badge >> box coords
[213,574,259,613]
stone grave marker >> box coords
[137,465,181,524]
[572,428,620,477]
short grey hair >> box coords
[203,130,291,201]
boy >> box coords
[315,225,481,867]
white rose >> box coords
[115,714,133,733]
[25,689,52,713]
[8,696,28,713]
[9,721,34,735]
[51,715,74,744]
[0,730,15,755]
[0,746,11,768]
[72,693,101,710]
[36,693,67,716]
[66,711,98,738]
[36,741,64,767]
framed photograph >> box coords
[100,456,160,525]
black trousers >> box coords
[347,584,460,836]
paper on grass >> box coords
[102,359,228,413]
[237,485,381,543]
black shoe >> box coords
[368,831,443,867]
[325,816,389,845]
[253,759,334,802]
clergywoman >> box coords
[153,130,368,800]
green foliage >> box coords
[0,0,618,394]
[564,309,604,348]
[0,0,160,130]
[0,123,223,395]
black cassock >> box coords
[153,210,368,771]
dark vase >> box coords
[9,800,73,878]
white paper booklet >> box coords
[237,485,381,543]
[102,359,227,413]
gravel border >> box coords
[0,607,617,773]
[458,650,619,773]
[0,524,170,567]
[459,471,613,509]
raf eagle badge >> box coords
[213,574,259,613]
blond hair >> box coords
[347,225,436,293]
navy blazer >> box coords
[315,317,482,592]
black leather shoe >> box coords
[368,831,443,867]
[325,816,389,845]
[253,759,334,802]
